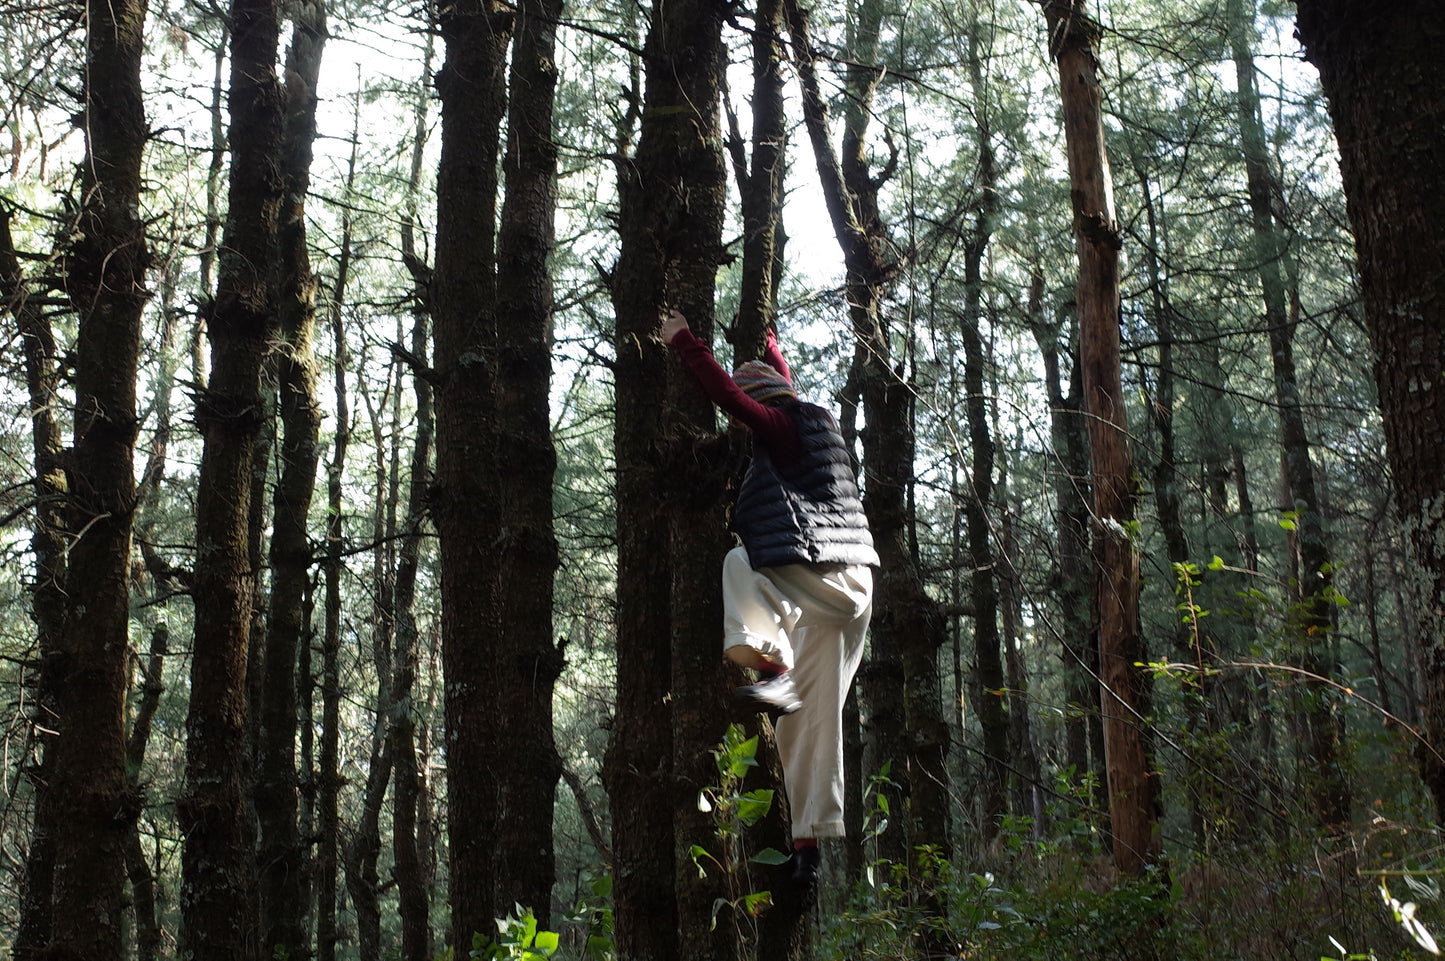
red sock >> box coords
[793,838,817,851]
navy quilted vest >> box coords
[734,402,879,570]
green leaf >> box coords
[689,844,712,878]
[741,890,773,916]
[750,847,790,866]
[534,931,560,956]
[710,897,728,932]
[1208,555,1225,571]
[736,789,774,825]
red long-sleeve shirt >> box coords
[668,328,802,462]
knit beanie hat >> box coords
[733,360,796,404]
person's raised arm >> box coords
[762,328,791,383]
[659,310,798,455]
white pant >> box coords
[721,546,873,839]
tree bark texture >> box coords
[124,623,169,961]
[47,0,151,950]
[604,0,730,955]
[2,208,67,961]
[1291,0,1445,820]
[345,714,393,961]
[491,0,566,921]
[730,0,787,352]
[431,0,510,943]
[256,2,326,955]
[1041,0,1159,875]
[179,0,285,950]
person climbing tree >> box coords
[660,308,879,899]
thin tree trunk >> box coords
[1040,0,1159,876]
[491,0,566,922]
[345,717,393,961]
[728,0,787,352]
[726,2,810,953]
[999,492,1043,830]
[958,151,1007,840]
[317,266,350,961]
[392,37,435,961]
[789,0,905,869]
[316,88,359,961]
[48,0,151,947]
[124,272,186,961]
[1027,282,1098,814]
[256,1,326,953]
[2,208,67,961]
[125,623,169,961]
[1230,0,1346,827]
[1133,161,1215,842]
[347,354,400,961]
[786,0,953,870]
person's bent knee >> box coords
[724,636,786,671]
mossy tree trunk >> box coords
[45,0,151,950]
[256,0,326,954]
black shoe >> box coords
[789,845,820,904]
[735,671,802,715]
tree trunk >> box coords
[125,623,169,961]
[728,2,812,954]
[2,208,67,961]
[1040,0,1159,875]
[604,0,729,954]
[349,356,400,961]
[47,0,151,948]
[392,39,436,961]
[1290,0,1445,819]
[1230,0,1347,827]
[345,717,393,961]
[1027,284,1099,813]
[729,0,787,350]
[788,0,908,869]
[180,0,283,953]
[256,2,326,955]
[999,491,1043,830]
[431,0,510,942]
[391,349,433,959]
[317,245,352,961]
[958,126,1007,838]
[491,0,566,922]
[786,0,953,870]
